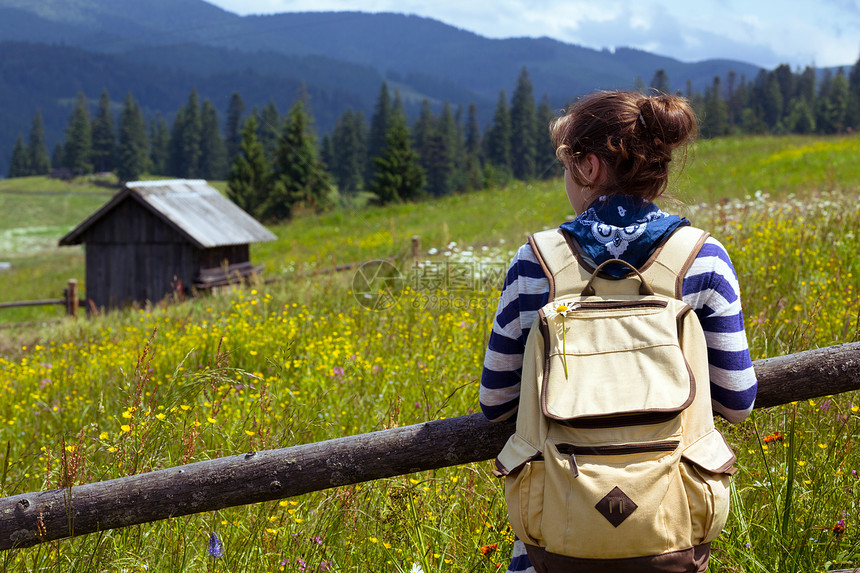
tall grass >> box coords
[0,134,859,571]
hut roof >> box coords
[59,179,277,249]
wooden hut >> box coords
[59,179,276,310]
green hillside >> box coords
[2,134,859,325]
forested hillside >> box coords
[0,0,776,176]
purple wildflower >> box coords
[208,532,223,558]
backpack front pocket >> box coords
[540,439,690,559]
[505,458,546,547]
[681,430,737,543]
[539,297,696,423]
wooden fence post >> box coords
[65,279,78,318]
[411,235,421,259]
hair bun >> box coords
[638,95,696,149]
[549,90,696,201]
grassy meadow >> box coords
[0,134,859,571]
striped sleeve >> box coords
[682,237,757,423]
[480,243,549,422]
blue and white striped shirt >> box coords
[480,228,757,573]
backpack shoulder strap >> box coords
[529,226,710,301]
[528,228,587,301]
[640,226,711,299]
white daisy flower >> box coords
[545,302,578,376]
[545,302,579,319]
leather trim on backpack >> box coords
[562,231,631,280]
[674,230,711,299]
[529,234,557,301]
[524,542,712,572]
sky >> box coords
[204,0,860,70]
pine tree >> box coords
[51,142,65,170]
[822,70,850,133]
[412,100,461,196]
[199,99,228,180]
[484,89,512,180]
[434,101,460,195]
[412,100,438,191]
[773,64,796,109]
[26,111,51,176]
[319,133,335,173]
[702,76,730,137]
[649,69,671,93]
[761,72,784,130]
[331,108,367,192]
[169,89,203,178]
[783,98,816,133]
[182,89,203,177]
[225,92,246,163]
[257,99,281,163]
[90,89,116,173]
[366,82,392,184]
[264,98,332,221]
[846,56,860,130]
[116,92,149,183]
[535,95,559,179]
[797,66,817,104]
[227,115,270,217]
[8,135,28,178]
[509,67,537,180]
[464,102,482,157]
[148,114,170,175]
[370,107,424,205]
[64,92,93,175]
[815,69,838,134]
[464,103,483,191]
[168,107,186,177]
[412,99,435,158]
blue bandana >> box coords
[559,195,690,278]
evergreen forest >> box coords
[7,61,860,222]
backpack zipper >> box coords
[567,300,668,311]
[538,300,668,323]
[554,441,680,478]
[556,441,680,456]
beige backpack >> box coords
[495,226,737,562]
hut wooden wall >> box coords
[81,198,252,309]
[198,245,250,270]
[85,242,196,308]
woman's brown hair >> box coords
[550,90,697,201]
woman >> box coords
[480,90,757,572]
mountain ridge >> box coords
[0,0,771,177]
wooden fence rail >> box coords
[0,342,859,551]
[0,279,82,317]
